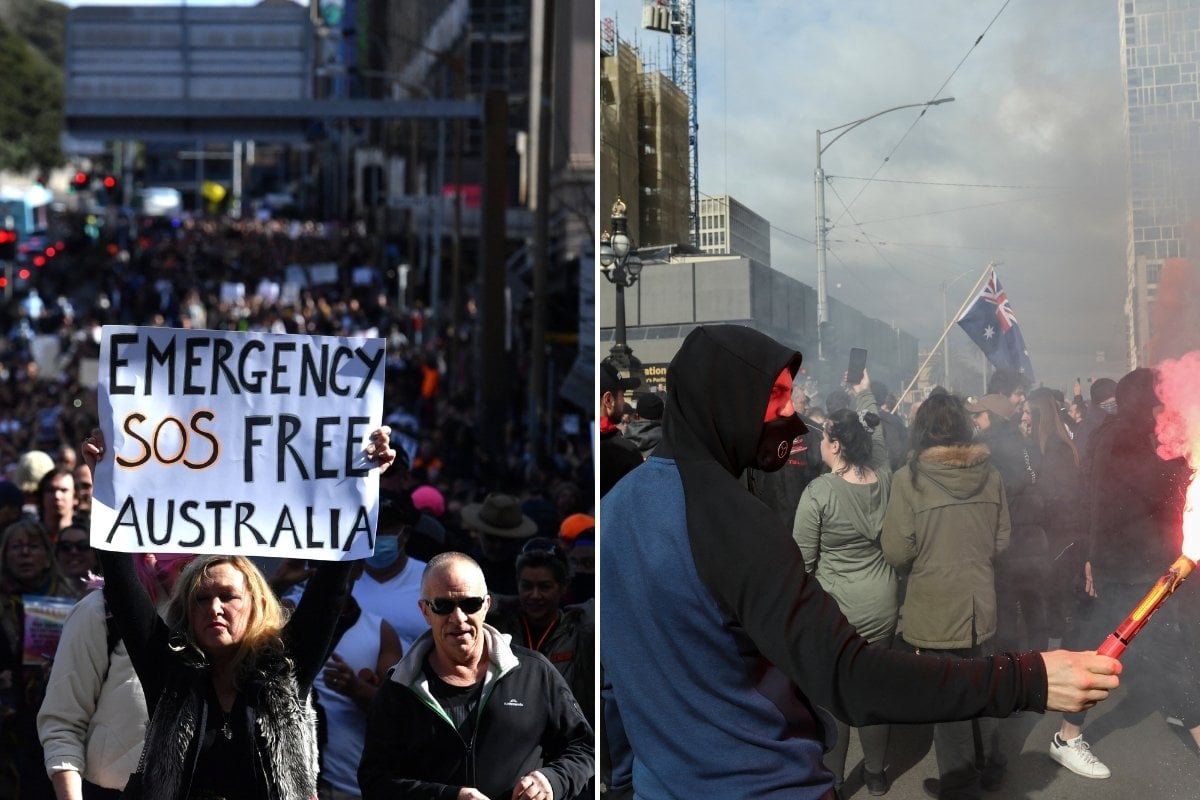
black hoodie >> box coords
[1084,368,1190,582]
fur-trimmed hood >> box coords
[912,442,994,499]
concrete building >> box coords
[1118,0,1200,365]
[598,251,919,402]
[698,195,771,267]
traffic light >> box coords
[71,171,88,192]
[0,228,16,261]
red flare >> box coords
[1097,554,1196,658]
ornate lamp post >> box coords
[599,197,643,378]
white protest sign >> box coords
[91,326,385,561]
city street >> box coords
[841,692,1199,798]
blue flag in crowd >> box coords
[955,268,1035,382]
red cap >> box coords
[558,513,595,543]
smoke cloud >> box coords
[1155,351,1200,468]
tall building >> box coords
[599,38,643,245]
[698,195,771,268]
[598,35,691,250]
[1119,0,1200,365]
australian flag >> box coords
[956,268,1035,381]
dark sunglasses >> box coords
[423,597,486,615]
[56,541,91,553]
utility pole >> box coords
[527,0,555,460]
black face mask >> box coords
[755,414,808,472]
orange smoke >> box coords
[1147,258,1200,364]
[1154,351,1200,560]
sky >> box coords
[601,0,1129,393]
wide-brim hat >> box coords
[461,493,538,539]
[965,394,1016,420]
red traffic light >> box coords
[103,175,116,190]
[73,171,88,187]
[0,229,16,260]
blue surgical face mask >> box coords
[366,535,401,568]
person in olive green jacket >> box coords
[881,391,1011,800]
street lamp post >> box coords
[599,197,644,379]
[815,97,955,360]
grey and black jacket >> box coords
[358,623,593,800]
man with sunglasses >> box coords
[359,552,593,800]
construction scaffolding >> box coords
[638,70,690,249]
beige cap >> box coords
[965,394,1016,421]
[14,450,55,494]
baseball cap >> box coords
[600,362,640,397]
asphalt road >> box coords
[840,694,1199,798]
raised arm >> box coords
[85,430,172,708]
[285,426,396,690]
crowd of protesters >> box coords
[601,346,1196,800]
[0,213,596,800]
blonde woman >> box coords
[85,427,394,800]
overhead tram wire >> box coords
[828,0,1016,232]
[827,175,1070,191]
[824,179,907,280]
[858,192,1064,226]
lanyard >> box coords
[522,615,559,652]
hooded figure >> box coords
[1084,366,1186,586]
[600,325,1067,800]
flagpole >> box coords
[898,261,997,406]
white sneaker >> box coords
[1049,733,1111,778]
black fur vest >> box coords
[137,647,318,800]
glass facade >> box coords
[1120,0,1200,362]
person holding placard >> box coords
[84,426,395,800]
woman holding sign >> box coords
[85,426,395,800]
